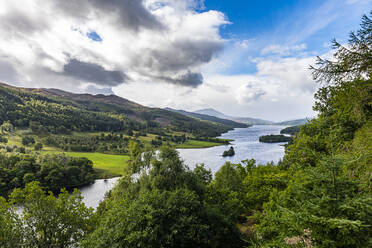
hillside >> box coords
[274,118,310,126]
[280,125,302,135]
[0,83,232,137]
[194,108,273,125]
[165,108,249,129]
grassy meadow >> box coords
[2,130,227,179]
[64,152,130,177]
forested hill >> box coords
[165,107,249,128]
[274,118,310,126]
[0,83,232,137]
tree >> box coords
[256,156,372,247]
[83,147,243,248]
[222,146,235,157]
[310,12,372,84]
[0,136,7,143]
[8,182,94,248]
[34,143,43,150]
[0,197,23,248]
[0,121,14,134]
[22,136,35,146]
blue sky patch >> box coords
[87,31,102,42]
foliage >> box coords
[34,143,42,150]
[0,197,22,248]
[83,147,244,248]
[0,182,94,248]
[251,12,372,247]
[310,11,372,84]
[0,84,233,137]
[259,134,292,143]
[0,152,96,197]
[244,163,288,211]
[280,125,302,135]
[0,121,14,134]
[0,136,7,143]
[44,133,130,154]
[222,146,235,157]
[255,156,372,247]
[21,136,35,146]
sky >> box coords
[0,0,370,121]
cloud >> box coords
[63,59,127,86]
[236,82,266,104]
[261,43,307,56]
[256,56,316,93]
[0,0,228,92]
[113,54,318,121]
[84,84,115,95]
[0,59,20,84]
[53,0,162,31]
[154,71,204,87]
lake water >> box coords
[80,125,287,208]
[177,125,287,174]
[80,177,120,208]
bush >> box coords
[222,146,235,157]
[34,143,43,150]
[22,136,35,146]
[0,136,7,143]
[259,134,292,143]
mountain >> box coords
[193,108,227,119]
[0,83,232,137]
[165,108,249,129]
[194,108,273,125]
[274,118,310,126]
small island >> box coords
[259,134,292,143]
[222,146,235,157]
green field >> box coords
[4,130,226,178]
[64,152,129,177]
[42,151,129,178]
[176,139,223,149]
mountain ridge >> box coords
[194,108,311,126]
[0,82,233,137]
[165,108,249,129]
[194,108,274,125]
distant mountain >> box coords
[274,118,310,126]
[165,108,249,129]
[194,108,227,119]
[194,108,273,125]
[228,117,274,125]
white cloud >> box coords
[0,0,228,91]
[235,82,266,104]
[261,43,307,56]
[113,55,318,121]
[0,0,363,121]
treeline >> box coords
[259,134,292,143]
[0,151,96,197]
[280,125,301,135]
[43,132,193,152]
[43,133,131,154]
